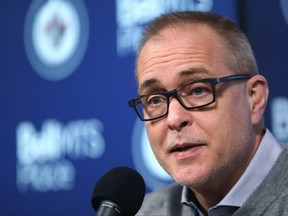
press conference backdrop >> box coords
[0,1,287,215]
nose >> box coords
[166,97,191,131]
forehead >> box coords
[137,25,227,90]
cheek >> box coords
[197,98,252,155]
[205,108,253,163]
[215,89,251,131]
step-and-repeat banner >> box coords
[0,1,287,215]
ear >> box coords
[247,75,269,126]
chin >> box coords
[171,167,210,188]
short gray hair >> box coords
[136,11,258,77]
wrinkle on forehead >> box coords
[138,46,213,75]
[137,25,224,73]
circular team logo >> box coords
[280,0,288,26]
[132,119,172,190]
[24,0,89,81]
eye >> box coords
[184,82,212,97]
[192,87,208,96]
[145,95,166,106]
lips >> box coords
[170,143,203,152]
[169,143,205,161]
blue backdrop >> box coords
[0,1,287,215]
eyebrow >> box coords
[138,67,211,94]
[178,67,211,78]
[138,78,159,94]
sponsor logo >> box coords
[16,119,105,192]
[116,0,213,57]
[24,0,89,81]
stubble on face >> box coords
[138,25,257,199]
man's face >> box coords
[137,26,257,193]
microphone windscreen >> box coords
[91,166,146,216]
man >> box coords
[128,11,288,216]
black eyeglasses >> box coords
[128,74,251,121]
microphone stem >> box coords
[97,200,121,216]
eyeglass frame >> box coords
[128,74,252,121]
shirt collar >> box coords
[182,129,283,209]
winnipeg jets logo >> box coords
[24,0,89,81]
[45,15,67,49]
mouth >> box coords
[169,143,205,160]
[170,143,204,152]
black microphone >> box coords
[91,166,146,216]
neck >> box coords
[191,182,233,213]
[191,130,265,213]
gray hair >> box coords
[136,11,258,77]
